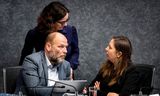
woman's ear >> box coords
[117,51,122,58]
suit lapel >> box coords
[57,64,64,80]
[41,51,48,85]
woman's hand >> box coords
[82,87,87,94]
[94,81,100,90]
[70,68,73,80]
[107,92,119,96]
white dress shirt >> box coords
[45,54,59,86]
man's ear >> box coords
[117,51,122,58]
[45,42,51,51]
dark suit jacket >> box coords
[90,65,140,96]
[17,51,71,96]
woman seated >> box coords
[89,36,140,96]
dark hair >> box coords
[113,36,132,65]
[100,36,132,86]
[37,1,69,32]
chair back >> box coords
[2,66,22,94]
[135,64,155,95]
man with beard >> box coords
[16,32,71,96]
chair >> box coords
[135,64,155,95]
[2,66,22,94]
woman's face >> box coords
[51,13,69,31]
[105,39,120,64]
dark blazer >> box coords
[90,65,140,96]
[17,51,71,96]
[19,25,79,70]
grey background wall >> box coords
[0,0,160,93]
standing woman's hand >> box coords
[70,68,73,80]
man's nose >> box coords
[63,47,67,53]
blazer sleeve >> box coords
[70,26,79,70]
[19,29,35,65]
[22,55,52,96]
[90,72,102,86]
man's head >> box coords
[44,32,68,64]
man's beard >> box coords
[50,57,64,66]
[48,52,66,66]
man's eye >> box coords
[59,46,64,48]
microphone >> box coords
[25,73,78,96]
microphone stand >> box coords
[26,73,78,96]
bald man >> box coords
[16,32,71,96]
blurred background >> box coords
[0,0,160,93]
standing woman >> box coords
[90,36,139,96]
[19,1,79,78]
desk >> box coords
[130,94,159,96]
[0,93,18,96]
[0,93,26,96]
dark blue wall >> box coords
[0,0,160,93]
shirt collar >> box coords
[45,53,53,69]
